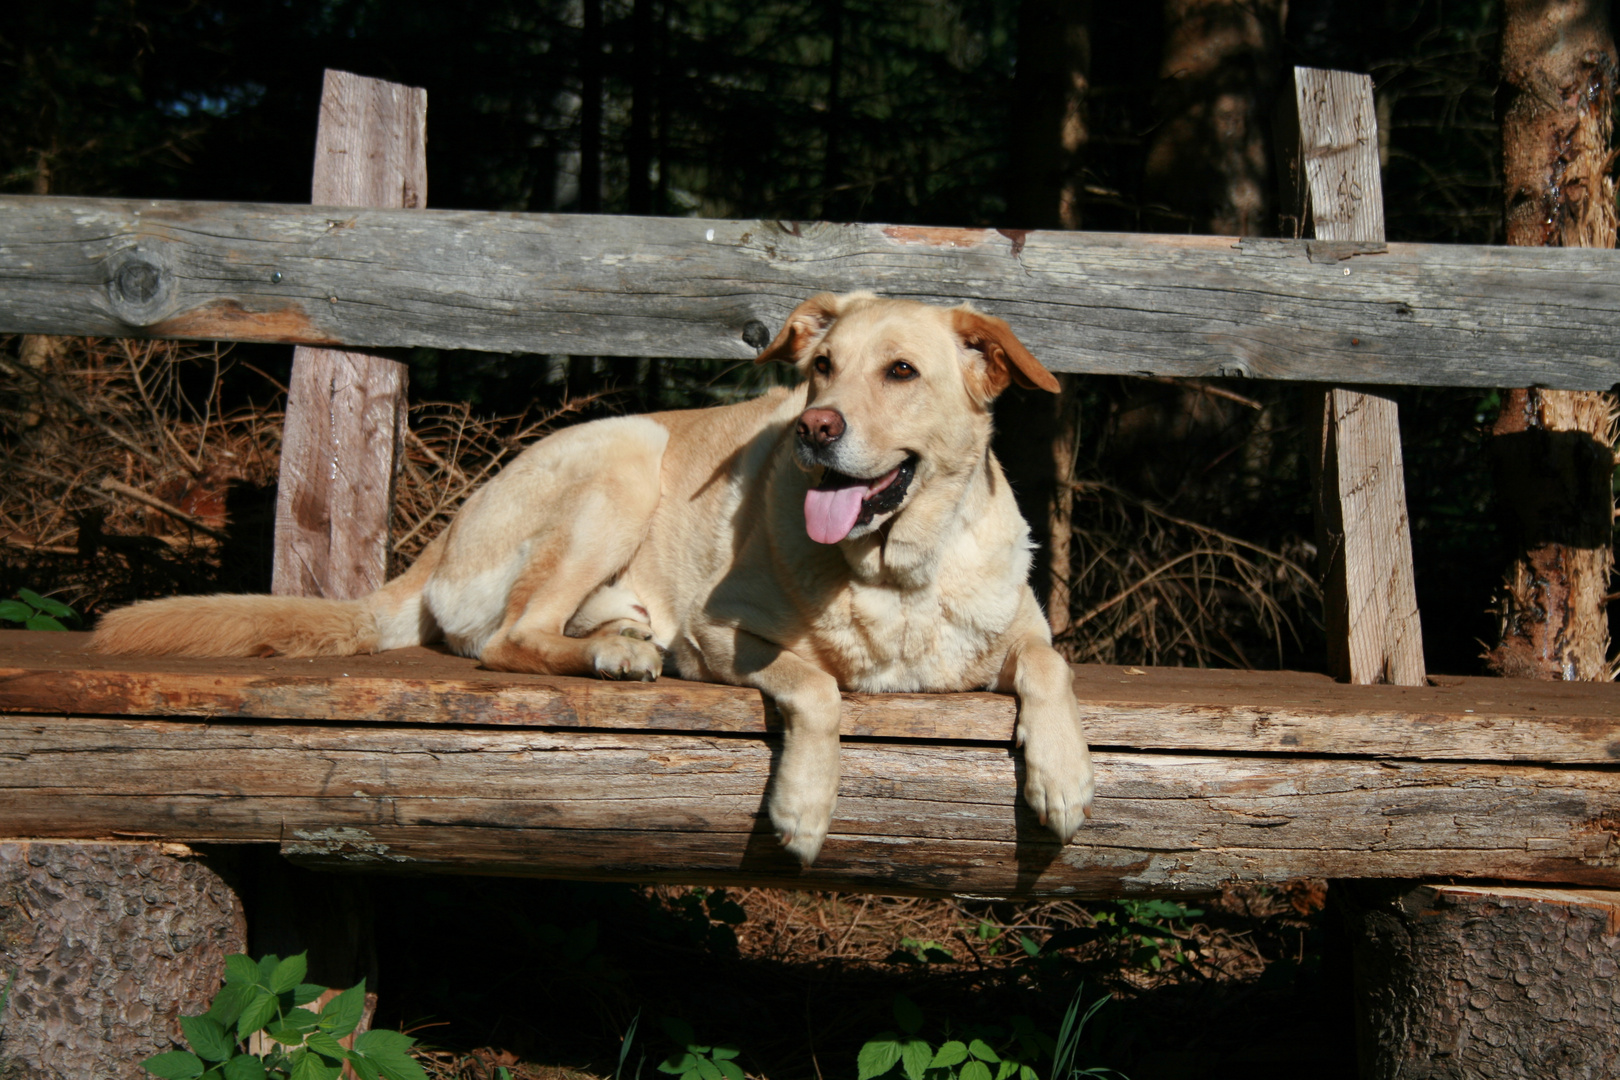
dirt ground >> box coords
[356,877,1356,1080]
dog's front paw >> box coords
[587,635,663,681]
[1021,712,1095,843]
[768,746,840,866]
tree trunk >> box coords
[1344,883,1620,1079]
[1143,0,1282,236]
[1001,0,1090,634]
[579,0,604,214]
[1490,0,1618,681]
[0,843,245,1079]
[1008,0,1092,231]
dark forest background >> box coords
[0,0,1573,675]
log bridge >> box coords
[2,67,1619,1078]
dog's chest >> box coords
[814,581,1013,692]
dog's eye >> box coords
[812,355,832,376]
[887,360,918,381]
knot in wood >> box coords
[742,319,771,349]
[115,260,163,304]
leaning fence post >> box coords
[1287,67,1426,686]
[270,69,421,600]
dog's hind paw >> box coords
[588,635,663,681]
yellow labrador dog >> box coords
[95,292,1095,864]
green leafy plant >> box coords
[1039,900,1204,973]
[887,936,956,965]
[141,952,427,1080]
[0,589,80,631]
[656,1017,744,1080]
[857,990,1123,1080]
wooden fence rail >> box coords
[5,196,1620,390]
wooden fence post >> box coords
[270,69,421,600]
[1289,67,1426,686]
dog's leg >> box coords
[998,607,1095,842]
[709,628,843,866]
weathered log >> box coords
[1293,68,1426,687]
[0,842,245,1080]
[2,634,1617,899]
[1345,883,1620,1079]
[6,197,1620,389]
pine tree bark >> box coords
[1345,883,1620,1079]
[1143,0,1282,236]
[1490,0,1619,681]
[1001,0,1089,634]
[0,843,245,1079]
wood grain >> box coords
[1296,67,1426,686]
[2,634,1617,761]
[7,198,1620,389]
[272,71,419,601]
[3,713,1620,897]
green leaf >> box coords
[900,1038,933,1080]
[694,1058,722,1080]
[930,1042,968,1069]
[206,983,254,1028]
[281,1008,321,1034]
[289,1051,341,1080]
[1019,935,1040,957]
[347,1057,381,1080]
[960,1063,992,1080]
[144,1051,207,1079]
[15,589,47,609]
[967,1041,999,1064]
[224,956,261,987]
[317,983,367,1038]
[658,1053,697,1075]
[237,990,280,1041]
[304,1032,348,1061]
[293,985,327,1007]
[371,1049,428,1080]
[182,1015,236,1062]
[709,1046,740,1061]
[715,1061,745,1080]
[224,1055,269,1080]
[1018,1066,1038,1080]
[25,613,66,631]
[265,1024,305,1047]
[0,600,34,623]
[994,1060,1017,1080]
[660,1017,696,1049]
[353,1030,414,1056]
[892,995,923,1036]
[27,593,77,619]
[269,955,309,995]
[857,1036,903,1080]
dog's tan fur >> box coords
[95,292,1095,864]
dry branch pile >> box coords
[0,336,581,615]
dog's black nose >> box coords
[797,408,845,448]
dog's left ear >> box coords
[952,307,1060,400]
[753,292,845,366]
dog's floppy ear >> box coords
[753,292,845,366]
[952,306,1060,401]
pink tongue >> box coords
[804,485,866,545]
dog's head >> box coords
[754,292,1058,545]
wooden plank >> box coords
[272,71,420,600]
[3,712,1618,897]
[6,198,1620,390]
[2,635,1617,762]
[1295,67,1426,685]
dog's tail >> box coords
[92,539,442,659]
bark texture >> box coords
[1346,884,1620,1079]
[1491,0,1620,681]
[0,843,245,1080]
[1145,0,1282,235]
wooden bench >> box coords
[2,67,1618,1077]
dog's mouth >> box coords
[803,454,918,545]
